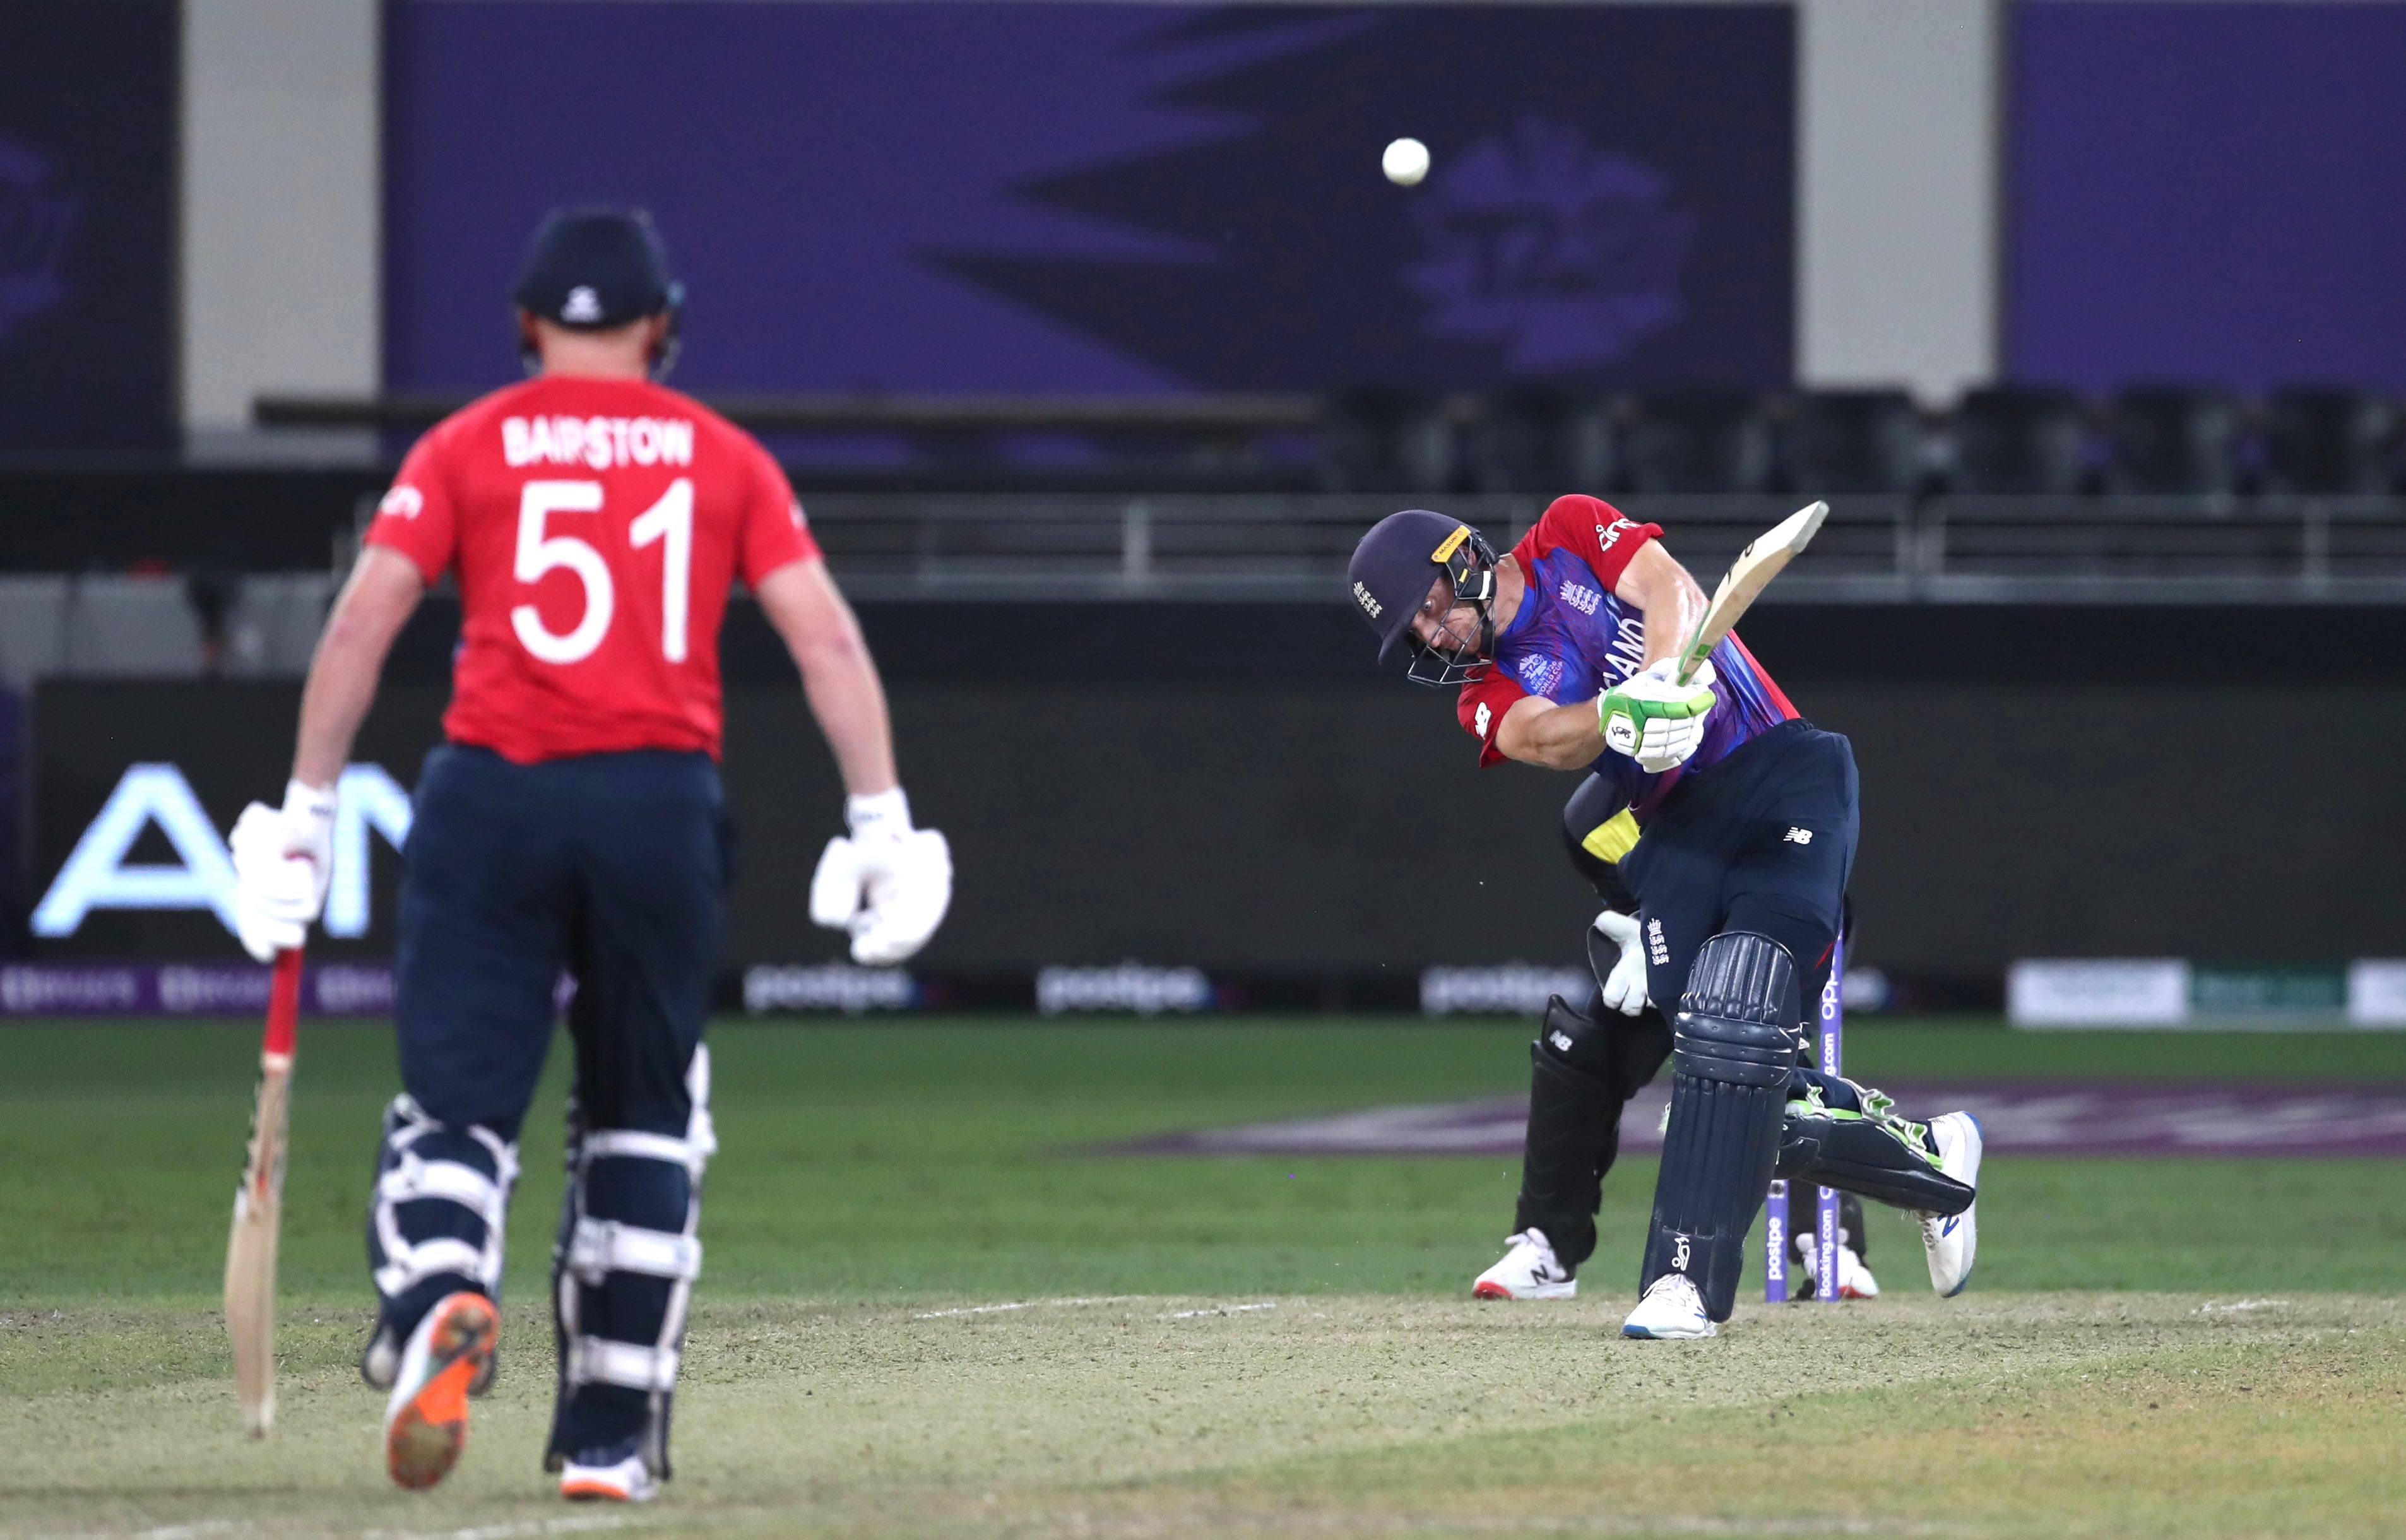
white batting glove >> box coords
[1592,909,1650,1016]
[808,788,952,965]
[228,780,337,963]
[1599,658,1717,773]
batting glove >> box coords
[1592,909,1650,1016]
[1598,658,1717,773]
[809,788,953,965]
[228,779,337,962]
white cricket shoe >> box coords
[560,1450,657,1503]
[1473,1229,1577,1300]
[382,1291,499,1491]
[1915,1111,1983,1298]
[1621,1272,1716,1339]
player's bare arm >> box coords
[292,546,428,790]
[222,545,427,964]
[754,555,898,797]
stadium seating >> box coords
[1947,386,2092,495]
[1783,389,1926,495]
[1617,388,1774,495]
[2261,388,2398,495]
[1464,387,1616,497]
[1314,387,1457,494]
[2106,386,2244,495]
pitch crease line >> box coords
[911,1295,1136,1320]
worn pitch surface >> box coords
[4,1019,2402,1537]
[10,1292,2404,1539]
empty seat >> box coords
[1948,387,2090,495]
[2262,388,2397,494]
[2105,387,2242,494]
[1466,388,1615,495]
[1317,387,1457,494]
[1786,389,1923,495]
[1619,388,1771,495]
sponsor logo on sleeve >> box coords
[1596,516,1639,550]
[1474,701,1492,740]
[377,485,424,519]
[1351,581,1383,619]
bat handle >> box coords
[264,949,303,1060]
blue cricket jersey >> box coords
[1456,494,1798,823]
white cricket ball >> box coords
[1382,137,1430,187]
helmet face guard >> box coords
[1402,526,1499,688]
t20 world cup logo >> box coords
[1401,119,1692,376]
[0,136,79,343]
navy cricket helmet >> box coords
[1346,509,1501,687]
[513,206,685,377]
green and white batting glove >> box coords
[1597,658,1717,773]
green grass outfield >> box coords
[3,1017,2403,1538]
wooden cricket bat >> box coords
[225,947,304,1437]
[1674,500,1830,685]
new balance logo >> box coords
[1548,1029,1574,1053]
[1784,827,1814,844]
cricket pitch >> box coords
[6,1291,2401,1540]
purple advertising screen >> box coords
[384,1,1793,395]
[2008,1,2406,395]
[0,1,177,453]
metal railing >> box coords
[801,492,2406,603]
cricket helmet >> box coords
[513,206,685,379]
[1346,509,1501,687]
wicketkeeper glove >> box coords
[1597,658,1717,773]
[228,779,337,962]
[809,788,953,965]
[1592,909,1650,1016]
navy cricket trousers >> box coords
[1618,719,1859,1027]
[394,745,728,1142]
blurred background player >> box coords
[226,208,952,1500]
[1348,498,1980,1337]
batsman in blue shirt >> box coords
[1349,497,1982,1337]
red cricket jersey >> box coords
[365,375,819,763]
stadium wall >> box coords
[20,655,2403,978]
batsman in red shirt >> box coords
[224,210,949,1501]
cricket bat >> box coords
[1673,500,1830,685]
[225,947,304,1436]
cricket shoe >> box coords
[1472,1229,1577,1300]
[560,1442,657,1503]
[362,1320,497,1397]
[1620,1272,1716,1339]
[1914,1112,1984,1298]
[382,1291,499,1490]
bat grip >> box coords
[264,949,303,1058]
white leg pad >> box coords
[567,1336,681,1393]
[567,1217,702,1285]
